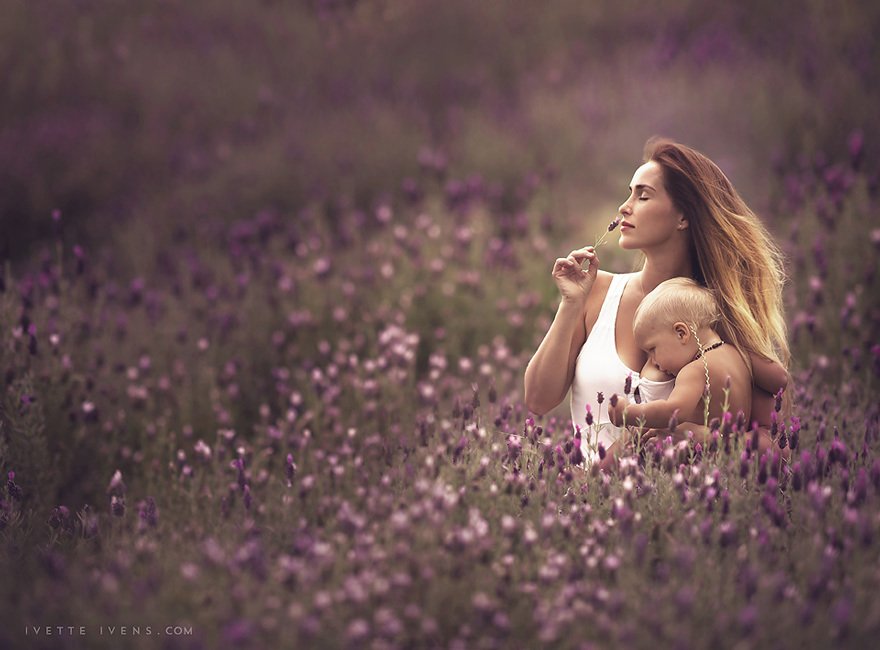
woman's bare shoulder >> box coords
[593,270,615,290]
[584,271,616,331]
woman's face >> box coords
[617,161,687,251]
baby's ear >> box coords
[673,321,690,341]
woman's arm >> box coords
[524,300,588,415]
[749,352,788,395]
[524,248,604,415]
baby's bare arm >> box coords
[609,363,703,428]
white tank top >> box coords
[570,272,674,463]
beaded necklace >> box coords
[692,339,723,362]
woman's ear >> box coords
[677,215,689,231]
[673,322,691,341]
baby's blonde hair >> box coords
[633,277,720,337]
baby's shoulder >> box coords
[711,344,749,366]
[675,360,707,383]
[705,347,751,383]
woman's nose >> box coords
[618,201,631,216]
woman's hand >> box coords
[552,246,598,304]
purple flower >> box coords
[49,505,71,530]
[233,458,247,490]
[750,426,759,453]
[738,451,750,479]
[848,129,864,168]
[792,463,803,491]
[719,521,738,548]
[592,218,622,249]
[832,595,852,635]
[624,373,632,395]
[570,439,584,467]
[138,497,159,529]
[829,436,848,466]
[6,472,22,501]
[110,495,126,517]
[223,619,254,644]
[789,416,801,451]
[106,470,126,497]
[757,453,768,484]
[739,604,758,634]
[507,435,522,462]
[850,468,868,506]
[285,454,297,487]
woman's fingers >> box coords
[553,257,578,274]
[568,246,596,265]
[552,246,599,285]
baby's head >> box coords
[633,278,721,376]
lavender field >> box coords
[3,2,880,649]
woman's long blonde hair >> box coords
[643,137,790,374]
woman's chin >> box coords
[617,237,638,251]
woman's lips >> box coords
[620,220,635,230]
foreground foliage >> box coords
[2,130,879,649]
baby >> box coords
[608,277,756,434]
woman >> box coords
[524,137,789,467]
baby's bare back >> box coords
[683,345,752,424]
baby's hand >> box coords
[607,395,631,426]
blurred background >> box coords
[2,6,880,645]
[4,0,878,269]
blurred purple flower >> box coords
[138,497,159,529]
[110,495,126,517]
[6,472,23,501]
[286,453,297,487]
[106,469,126,497]
[49,505,72,531]
[847,130,864,168]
